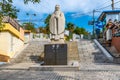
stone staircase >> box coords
[10,40,48,63]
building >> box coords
[24,30,32,43]
[0,16,24,62]
[98,10,120,52]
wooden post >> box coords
[111,0,114,10]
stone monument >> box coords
[44,5,67,65]
[49,5,65,43]
[43,5,79,67]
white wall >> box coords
[0,32,11,55]
[12,35,24,54]
[0,32,24,58]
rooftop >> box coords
[98,10,120,21]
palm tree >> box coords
[22,22,35,32]
[66,22,75,33]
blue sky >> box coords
[65,13,93,32]
[12,0,120,32]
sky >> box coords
[12,0,120,32]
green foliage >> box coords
[74,27,81,35]
[38,27,47,34]
[0,0,40,28]
[0,0,18,30]
[65,22,89,40]
[69,32,73,39]
[0,14,5,31]
[44,14,51,34]
[24,0,40,4]
[74,27,88,35]
[44,14,51,25]
[0,0,19,18]
[39,27,44,33]
[22,22,35,32]
[66,22,75,33]
[0,14,3,30]
[65,36,70,41]
[65,22,75,40]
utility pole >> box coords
[111,0,114,10]
[93,9,95,39]
[92,10,100,39]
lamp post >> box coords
[26,13,36,23]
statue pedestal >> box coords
[50,39,65,44]
[44,44,67,65]
[44,41,79,66]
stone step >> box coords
[29,65,79,71]
[22,60,41,63]
[10,41,47,63]
[26,48,42,51]
[25,46,43,48]
[22,57,39,61]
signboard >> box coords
[88,21,94,25]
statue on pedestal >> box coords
[49,5,65,42]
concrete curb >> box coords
[93,39,113,62]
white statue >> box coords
[49,5,65,42]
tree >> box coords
[23,0,40,4]
[66,22,75,33]
[74,27,88,36]
[66,22,75,39]
[44,14,51,34]
[39,27,44,33]
[74,27,81,35]
[22,22,35,32]
[0,0,40,27]
[38,26,48,34]
[0,0,19,18]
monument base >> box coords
[67,41,80,66]
[44,44,67,65]
[50,39,64,44]
[43,41,79,66]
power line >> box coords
[96,0,111,9]
[17,19,44,22]
[71,0,120,18]
[69,1,113,18]
[96,0,120,10]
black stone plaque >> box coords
[44,44,67,65]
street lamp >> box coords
[26,13,36,23]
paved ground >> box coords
[0,40,120,80]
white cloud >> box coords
[12,0,120,19]
[12,0,120,31]
[13,0,114,14]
